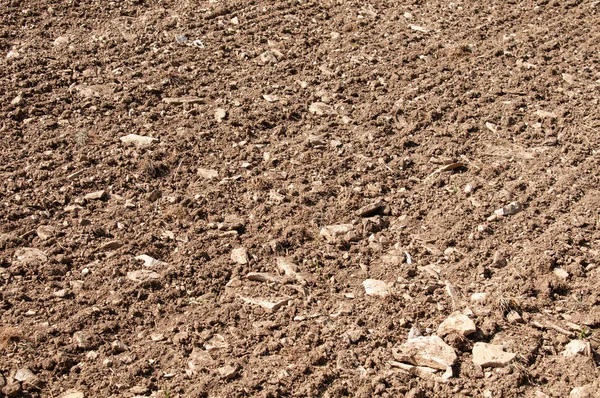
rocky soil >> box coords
[1,0,600,397]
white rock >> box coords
[471,293,487,304]
[553,267,569,280]
[238,295,290,312]
[84,190,106,200]
[562,340,591,357]
[472,342,516,367]
[319,224,355,243]
[437,312,476,337]
[308,102,336,116]
[126,269,160,282]
[197,168,219,179]
[14,248,47,266]
[494,201,523,217]
[14,368,35,382]
[535,110,557,119]
[187,348,215,375]
[363,279,391,297]
[58,390,85,398]
[214,108,227,122]
[135,254,167,268]
[120,134,158,148]
[393,336,457,370]
[53,36,70,47]
[36,225,55,240]
[231,247,249,265]
[570,384,595,398]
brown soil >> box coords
[1,0,600,397]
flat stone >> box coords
[356,201,383,217]
[471,293,487,304]
[197,168,219,179]
[135,254,167,268]
[126,269,160,282]
[562,340,591,357]
[84,190,106,200]
[231,247,249,264]
[100,240,122,251]
[363,279,391,297]
[494,201,522,217]
[319,224,356,243]
[14,368,35,382]
[162,97,203,105]
[36,225,55,240]
[393,336,457,370]
[570,384,595,398]
[120,134,158,148]
[238,295,290,312]
[506,310,523,324]
[472,342,516,368]
[187,348,215,374]
[437,312,476,337]
[14,248,47,266]
[309,102,336,116]
[218,365,238,380]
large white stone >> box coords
[437,312,476,337]
[393,336,457,370]
[472,342,516,368]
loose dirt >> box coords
[1,0,600,397]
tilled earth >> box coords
[1,0,600,397]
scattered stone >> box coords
[231,247,249,265]
[506,310,523,324]
[472,342,516,368]
[238,295,290,312]
[36,225,55,241]
[14,248,47,266]
[72,331,90,348]
[129,386,148,395]
[485,122,497,133]
[64,204,84,212]
[230,16,239,25]
[309,102,336,116]
[214,108,227,122]
[553,267,569,280]
[562,73,575,85]
[53,36,70,47]
[204,334,229,351]
[187,348,215,375]
[197,168,219,179]
[393,336,457,370]
[126,269,160,282]
[84,190,106,201]
[494,202,523,217]
[54,288,69,298]
[58,390,85,398]
[111,340,127,353]
[259,50,282,64]
[276,257,298,277]
[319,224,356,243]
[11,94,23,106]
[246,272,282,284]
[263,94,279,102]
[14,368,36,383]
[119,134,158,148]
[570,384,595,398]
[410,25,429,33]
[562,340,591,357]
[363,279,391,297]
[135,254,167,268]
[535,110,557,119]
[491,251,507,268]
[218,215,245,231]
[100,240,122,251]
[356,201,383,217]
[150,333,165,342]
[218,365,238,380]
[345,329,364,343]
[389,361,445,383]
[471,293,487,304]
[437,312,476,337]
